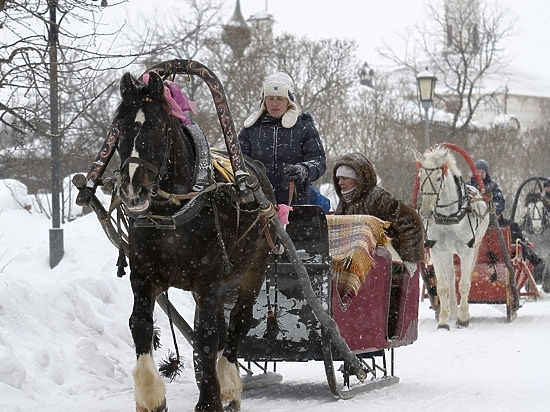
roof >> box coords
[485,66,550,98]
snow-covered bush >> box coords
[0,179,32,212]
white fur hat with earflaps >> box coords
[244,72,301,128]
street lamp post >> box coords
[416,68,437,149]
[48,1,109,268]
[48,0,64,268]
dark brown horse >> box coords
[113,70,275,412]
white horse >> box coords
[523,192,547,235]
[414,146,490,330]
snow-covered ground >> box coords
[1,181,549,412]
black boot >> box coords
[519,240,541,266]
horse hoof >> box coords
[136,400,167,412]
[437,323,450,331]
[456,318,470,328]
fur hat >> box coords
[544,180,550,188]
[475,159,489,174]
[336,165,357,179]
[244,72,300,128]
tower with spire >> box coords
[222,0,251,58]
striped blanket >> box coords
[326,215,391,299]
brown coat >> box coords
[333,152,424,263]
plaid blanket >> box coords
[326,215,391,300]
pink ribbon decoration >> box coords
[142,73,197,125]
[276,204,293,225]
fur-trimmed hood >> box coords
[332,152,377,202]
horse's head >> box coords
[414,146,460,219]
[113,71,192,215]
[524,192,545,235]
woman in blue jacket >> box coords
[238,72,326,205]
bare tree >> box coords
[379,0,516,141]
[0,1,140,191]
[112,1,231,150]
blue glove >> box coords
[284,164,308,183]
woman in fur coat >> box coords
[332,152,424,271]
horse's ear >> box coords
[413,148,424,162]
[147,71,165,102]
[120,72,137,98]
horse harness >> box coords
[525,193,548,233]
[420,165,488,248]
[112,120,279,275]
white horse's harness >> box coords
[420,166,469,225]
[526,198,547,234]
[420,165,488,248]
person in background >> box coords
[332,152,425,275]
[470,159,506,218]
[470,159,545,279]
[238,72,326,206]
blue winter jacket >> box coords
[470,174,505,216]
[238,113,326,205]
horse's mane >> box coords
[423,146,461,177]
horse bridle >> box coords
[118,118,173,196]
[527,200,546,232]
[419,166,444,198]
[419,165,468,224]
[420,164,483,249]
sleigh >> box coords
[454,225,540,316]
[239,205,420,398]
